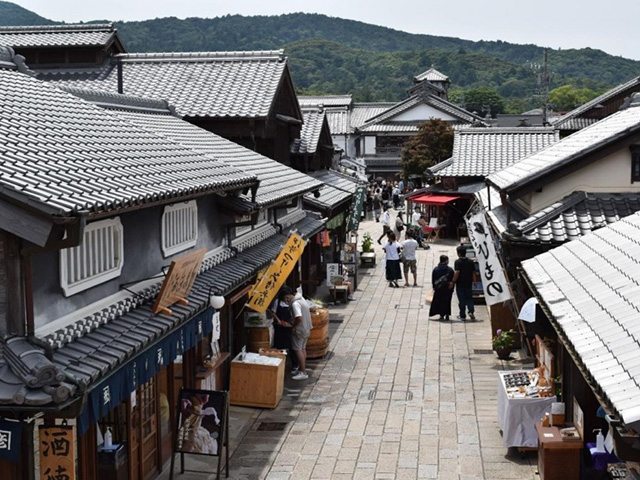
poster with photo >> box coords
[176,389,226,457]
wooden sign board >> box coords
[39,425,76,480]
[153,248,206,316]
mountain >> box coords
[1,4,639,110]
[0,1,55,25]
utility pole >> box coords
[540,49,551,125]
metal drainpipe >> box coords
[117,62,123,94]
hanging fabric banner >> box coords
[0,419,22,462]
[39,425,76,480]
[465,212,512,306]
[347,186,366,231]
[247,233,307,313]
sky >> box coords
[11,0,640,61]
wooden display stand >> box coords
[535,423,582,480]
[229,352,284,408]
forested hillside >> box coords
[2,3,639,111]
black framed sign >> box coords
[170,388,229,479]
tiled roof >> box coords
[302,169,364,211]
[292,109,327,155]
[505,192,640,244]
[0,212,324,407]
[0,24,117,49]
[552,75,640,130]
[73,93,322,207]
[326,109,350,135]
[298,95,352,108]
[522,211,640,430]
[414,67,449,83]
[552,117,599,131]
[303,184,351,211]
[430,127,559,177]
[487,98,640,194]
[39,50,288,118]
[357,94,483,133]
[350,103,395,129]
[0,67,256,217]
[310,169,366,193]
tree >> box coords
[450,87,506,117]
[400,119,454,178]
[548,84,601,112]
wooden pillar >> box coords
[0,231,26,336]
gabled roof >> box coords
[39,50,290,119]
[298,95,352,108]
[357,93,483,133]
[0,23,120,49]
[430,127,559,177]
[522,211,640,430]
[487,97,640,194]
[292,109,327,155]
[303,169,365,211]
[553,75,640,131]
[350,103,395,129]
[504,191,640,244]
[62,87,322,208]
[0,62,256,217]
[414,67,449,84]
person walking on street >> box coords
[429,255,454,321]
[383,232,402,288]
[401,231,419,287]
[282,287,312,380]
[377,206,391,244]
[373,196,381,222]
[450,246,476,320]
[394,211,405,241]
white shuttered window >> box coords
[60,218,124,296]
[162,200,198,257]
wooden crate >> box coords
[229,352,284,408]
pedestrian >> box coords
[282,286,312,380]
[377,206,391,244]
[373,196,381,222]
[394,211,405,241]
[450,246,476,320]
[429,255,454,320]
[392,183,400,209]
[401,231,419,287]
[383,232,402,288]
[411,206,421,226]
[268,290,299,373]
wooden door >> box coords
[139,378,159,480]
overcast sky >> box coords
[12,0,640,61]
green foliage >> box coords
[548,84,602,111]
[1,5,638,109]
[450,87,506,117]
[401,119,454,178]
[361,233,373,253]
[492,329,515,350]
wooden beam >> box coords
[0,197,55,247]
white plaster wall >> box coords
[364,135,377,155]
[529,149,640,212]
[393,103,457,122]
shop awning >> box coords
[412,194,461,205]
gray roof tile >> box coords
[298,95,352,108]
[292,109,326,155]
[487,102,640,193]
[522,211,640,430]
[39,50,288,119]
[431,127,558,177]
[0,24,117,48]
[350,103,395,129]
[0,68,256,216]
[414,67,449,83]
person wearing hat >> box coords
[281,287,311,380]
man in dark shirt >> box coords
[450,245,476,320]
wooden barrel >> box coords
[247,326,270,353]
[306,308,329,358]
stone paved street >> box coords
[163,214,540,480]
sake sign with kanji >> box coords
[247,233,307,312]
[153,248,206,316]
[39,425,75,480]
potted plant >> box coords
[492,329,515,360]
[361,233,373,253]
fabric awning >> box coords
[412,194,461,205]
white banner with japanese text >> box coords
[466,212,511,306]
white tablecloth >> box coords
[497,371,556,448]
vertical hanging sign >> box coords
[347,187,366,232]
[465,212,511,306]
[39,425,76,480]
[0,419,22,462]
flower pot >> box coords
[495,347,512,360]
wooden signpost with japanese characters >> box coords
[39,425,75,480]
[153,248,207,316]
[247,233,307,313]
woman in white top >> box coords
[383,232,402,288]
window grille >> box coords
[60,218,124,296]
[161,201,198,257]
